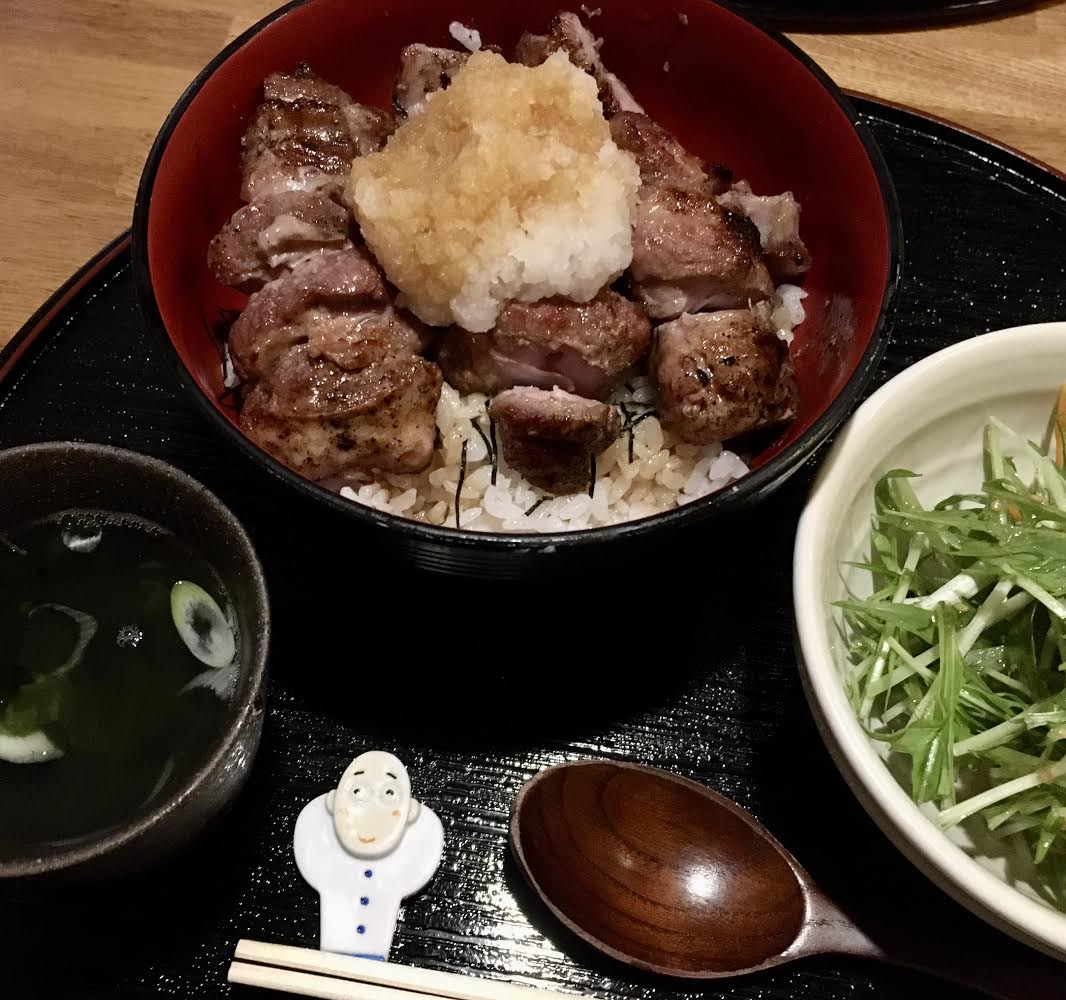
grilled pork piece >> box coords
[392,44,470,119]
[717,181,811,283]
[241,64,393,202]
[435,290,651,400]
[612,111,808,317]
[230,246,441,478]
[630,186,774,319]
[609,112,730,196]
[208,190,352,292]
[489,386,622,495]
[649,309,798,445]
[514,12,643,116]
[240,345,442,479]
[228,248,390,380]
[241,306,432,386]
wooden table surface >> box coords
[1,0,1064,347]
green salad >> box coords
[841,390,1066,908]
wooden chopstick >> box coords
[231,940,584,1000]
[230,962,415,1000]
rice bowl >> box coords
[135,0,901,573]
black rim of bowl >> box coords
[132,0,903,554]
[0,441,270,878]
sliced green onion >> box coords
[181,663,238,700]
[61,526,102,553]
[29,604,96,678]
[0,729,63,764]
[170,581,236,668]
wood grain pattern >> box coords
[2,1,1064,346]
[509,761,812,976]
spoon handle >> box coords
[803,889,1066,999]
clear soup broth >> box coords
[0,511,238,846]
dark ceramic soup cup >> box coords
[0,442,270,879]
[134,0,901,577]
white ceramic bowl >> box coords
[794,322,1066,961]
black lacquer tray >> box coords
[734,0,1036,28]
[3,98,1066,1000]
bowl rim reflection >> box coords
[794,323,1066,961]
[133,0,903,551]
[0,441,270,879]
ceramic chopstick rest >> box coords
[294,751,444,959]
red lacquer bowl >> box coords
[133,0,901,573]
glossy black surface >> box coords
[2,100,1066,998]
[733,0,1035,28]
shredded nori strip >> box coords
[208,309,244,408]
[470,416,498,485]
[488,416,498,486]
[454,439,468,530]
[207,309,240,367]
[621,402,637,464]
[208,309,240,355]
[589,456,597,497]
[217,383,242,409]
[619,405,658,464]
[618,402,636,464]
[525,497,546,517]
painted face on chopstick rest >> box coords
[326,751,420,859]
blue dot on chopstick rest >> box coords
[360,897,369,906]
[364,869,373,878]
[357,925,366,935]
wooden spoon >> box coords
[509,759,1066,999]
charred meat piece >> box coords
[229,248,389,380]
[492,291,651,398]
[244,306,431,383]
[513,31,551,67]
[393,44,470,119]
[241,64,393,201]
[630,186,774,319]
[717,181,812,282]
[208,190,352,292]
[435,290,651,400]
[240,345,442,479]
[612,112,808,312]
[433,325,499,397]
[514,12,643,116]
[489,386,622,495]
[609,112,730,196]
[261,65,394,157]
[306,307,433,369]
[650,309,798,445]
